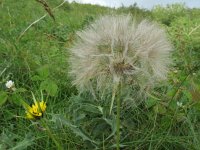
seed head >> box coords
[69,15,172,92]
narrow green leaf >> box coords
[104,118,117,140]
[80,104,102,114]
[9,134,34,150]
[0,91,8,106]
[51,114,98,144]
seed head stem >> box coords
[116,82,121,150]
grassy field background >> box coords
[0,0,200,149]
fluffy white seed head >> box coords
[69,15,172,92]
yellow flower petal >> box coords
[25,100,46,120]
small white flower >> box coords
[5,80,15,89]
[177,101,183,107]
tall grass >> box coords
[0,0,200,149]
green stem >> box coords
[116,82,121,150]
[41,119,63,150]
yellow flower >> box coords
[26,101,46,120]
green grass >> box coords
[0,0,200,149]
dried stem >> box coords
[18,0,66,40]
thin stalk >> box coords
[116,82,121,150]
[103,134,105,150]
[41,119,63,150]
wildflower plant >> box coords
[5,80,16,91]
[1,77,62,149]
[25,92,46,120]
[5,80,15,89]
[69,14,173,149]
